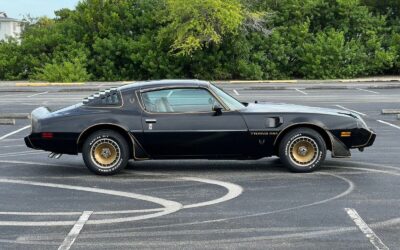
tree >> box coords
[160,0,245,56]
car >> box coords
[25,80,376,175]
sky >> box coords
[0,0,80,19]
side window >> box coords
[141,88,220,113]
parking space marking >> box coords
[128,173,354,230]
[0,126,31,141]
[180,177,243,209]
[335,105,367,116]
[295,88,308,95]
[27,91,48,98]
[345,208,389,250]
[233,89,240,96]
[0,174,243,225]
[58,211,93,250]
[356,88,380,94]
[0,178,182,226]
[377,120,400,130]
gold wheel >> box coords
[90,138,121,169]
[289,136,318,166]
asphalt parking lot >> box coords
[0,83,400,249]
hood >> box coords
[241,102,356,117]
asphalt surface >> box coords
[0,83,400,249]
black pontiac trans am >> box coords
[25,80,375,175]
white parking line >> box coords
[180,177,243,209]
[0,126,31,141]
[345,208,389,250]
[356,88,380,94]
[233,89,240,96]
[377,120,400,130]
[27,91,48,98]
[295,88,308,95]
[335,105,367,116]
[0,178,183,226]
[58,211,93,250]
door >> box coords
[137,87,248,158]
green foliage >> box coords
[162,0,244,55]
[298,29,364,78]
[0,0,399,81]
[32,44,91,82]
[32,58,90,82]
[0,40,25,80]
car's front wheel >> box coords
[279,128,326,173]
[82,130,130,175]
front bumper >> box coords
[329,128,376,158]
[363,131,376,148]
[351,128,376,149]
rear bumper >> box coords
[24,136,35,149]
[24,133,79,155]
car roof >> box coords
[119,79,210,91]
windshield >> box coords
[210,85,245,110]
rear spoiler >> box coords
[30,107,51,133]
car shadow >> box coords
[125,157,287,173]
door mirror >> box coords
[212,103,223,116]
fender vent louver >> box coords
[83,88,122,106]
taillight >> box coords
[41,132,53,139]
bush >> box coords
[33,58,90,82]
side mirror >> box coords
[212,103,223,116]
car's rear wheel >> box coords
[279,128,326,173]
[82,130,129,175]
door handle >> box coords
[145,119,157,124]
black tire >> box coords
[278,128,326,173]
[82,129,130,175]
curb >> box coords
[58,88,101,92]
[0,119,16,125]
[382,109,400,114]
[339,79,400,83]
[0,113,30,119]
[15,82,85,87]
[225,80,298,84]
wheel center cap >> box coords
[101,148,112,158]
[298,146,308,156]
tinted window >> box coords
[210,85,245,110]
[141,88,219,113]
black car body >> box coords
[25,80,375,174]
